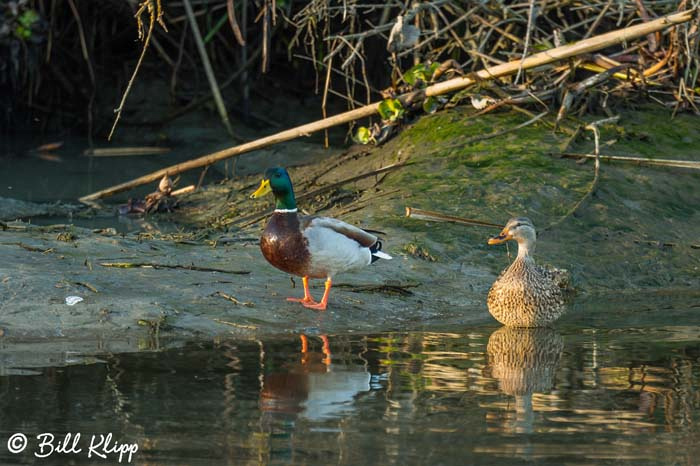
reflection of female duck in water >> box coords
[486,327,564,433]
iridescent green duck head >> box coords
[488,217,536,255]
[250,167,297,210]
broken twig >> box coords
[213,291,255,307]
[84,147,171,157]
[556,153,700,170]
[99,262,250,274]
[405,207,502,228]
[334,282,419,296]
[545,116,616,231]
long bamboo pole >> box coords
[79,9,694,203]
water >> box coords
[1,323,698,465]
[0,140,226,204]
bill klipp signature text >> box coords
[7,432,138,463]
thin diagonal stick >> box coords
[108,2,156,141]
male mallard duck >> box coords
[250,167,392,310]
[487,217,568,327]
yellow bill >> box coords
[250,178,271,199]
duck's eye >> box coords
[274,173,281,178]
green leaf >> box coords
[14,9,39,40]
[402,62,441,86]
[422,97,439,114]
[18,10,40,28]
[423,96,447,114]
[378,98,404,122]
[402,64,427,86]
[354,126,373,145]
[427,62,440,80]
[204,14,228,44]
[14,26,30,39]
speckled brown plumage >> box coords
[487,256,566,327]
[261,211,314,277]
[487,217,569,327]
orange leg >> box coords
[302,278,332,311]
[286,276,318,305]
[320,335,331,366]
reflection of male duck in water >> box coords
[486,327,563,434]
[260,335,371,421]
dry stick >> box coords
[515,0,537,84]
[182,0,236,139]
[213,291,254,307]
[0,224,73,232]
[396,9,474,58]
[66,0,95,145]
[226,0,246,46]
[108,2,156,141]
[171,185,195,196]
[471,14,525,46]
[322,39,337,149]
[83,147,171,157]
[584,0,614,39]
[557,152,700,170]
[171,20,189,95]
[405,207,502,229]
[295,162,408,203]
[334,188,402,217]
[544,116,617,231]
[99,262,250,274]
[79,9,695,204]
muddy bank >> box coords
[2,106,699,361]
[0,221,480,343]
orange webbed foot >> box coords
[300,278,331,311]
[301,301,328,311]
[287,276,318,305]
[287,296,318,305]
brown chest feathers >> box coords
[260,212,312,277]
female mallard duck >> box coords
[487,217,568,327]
[250,167,392,310]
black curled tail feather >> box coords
[370,240,383,263]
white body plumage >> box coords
[303,217,391,279]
